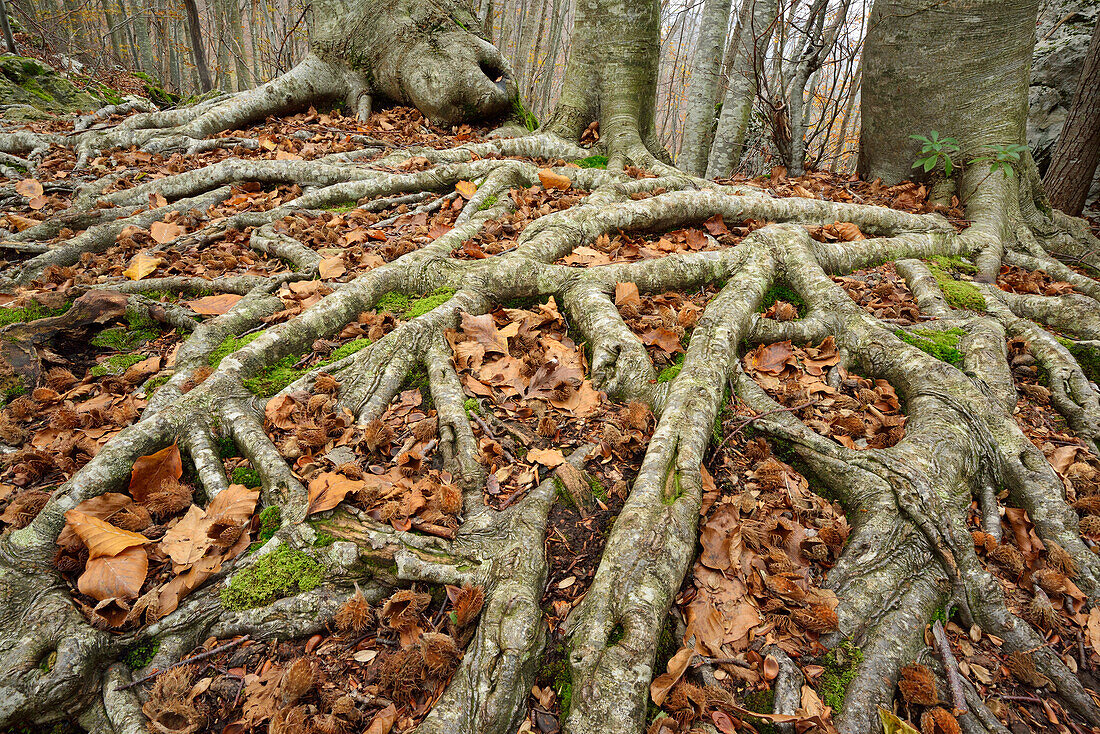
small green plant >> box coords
[463,397,481,416]
[512,96,538,132]
[250,505,281,551]
[375,288,455,319]
[970,143,1029,178]
[477,194,499,211]
[910,131,960,176]
[221,544,322,610]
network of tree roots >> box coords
[2,102,1100,734]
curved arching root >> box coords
[2,101,1100,734]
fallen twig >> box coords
[116,635,250,690]
[932,620,969,715]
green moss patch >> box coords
[376,288,456,320]
[91,353,147,377]
[477,194,499,211]
[464,397,481,416]
[0,301,71,327]
[0,56,102,113]
[927,264,985,311]
[209,332,263,368]
[575,155,608,169]
[760,284,807,317]
[123,638,160,669]
[819,640,862,712]
[894,327,965,367]
[231,466,262,488]
[657,354,685,383]
[1057,337,1100,384]
[241,337,371,398]
[221,544,322,610]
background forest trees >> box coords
[7,0,1099,207]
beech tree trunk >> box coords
[1042,18,1100,217]
[676,0,731,176]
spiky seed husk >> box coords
[437,483,462,516]
[6,396,37,422]
[665,681,707,724]
[419,632,460,678]
[413,417,437,443]
[150,664,195,702]
[335,591,373,633]
[1080,515,1100,539]
[362,419,394,452]
[792,604,839,633]
[296,427,329,448]
[625,401,651,431]
[1005,651,1051,688]
[971,530,998,553]
[330,695,359,719]
[537,414,558,437]
[314,373,339,393]
[1044,540,1076,577]
[143,478,193,518]
[1033,568,1068,595]
[3,490,50,529]
[49,407,80,429]
[310,713,346,734]
[307,394,331,413]
[378,646,423,700]
[899,664,939,705]
[277,657,315,706]
[1024,591,1059,631]
[380,589,432,631]
[987,544,1025,577]
[452,584,485,627]
[920,707,962,734]
[45,367,77,391]
[1073,496,1100,515]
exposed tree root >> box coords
[2,105,1100,734]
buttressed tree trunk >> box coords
[542,0,671,170]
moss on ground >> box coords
[928,265,986,311]
[575,155,608,169]
[91,353,147,377]
[376,288,456,319]
[123,638,160,669]
[221,544,321,610]
[477,194,499,211]
[1057,337,1100,384]
[231,466,262,488]
[894,327,965,367]
[743,688,777,734]
[928,255,977,274]
[0,56,102,113]
[250,505,281,551]
[241,337,371,398]
[324,200,358,212]
[0,301,71,327]
[819,639,862,712]
[464,397,481,416]
[657,353,685,383]
[539,643,574,716]
[760,284,807,317]
[209,332,263,368]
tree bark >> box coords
[676,0,731,176]
[1042,18,1100,216]
[183,0,213,92]
[859,0,1040,184]
[0,0,16,53]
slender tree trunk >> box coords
[223,0,252,89]
[183,0,213,92]
[787,0,850,175]
[1042,18,1100,216]
[537,0,565,113]
[677,0,731,176]
[706,0,779,178]
[130,0,156,75]
[0,0,16,53]
[100,0,124,62]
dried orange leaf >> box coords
[537,169,572,191]
[206,483,259,526]
[122,253,164,280]
[650,646,692,705]
[78,546,148,601]
[307,472,363,515]
[185,293,243,315]
[527,447,565,467]
[27,195,47,211]
[129,444,183,503]
[455,180,478,199]
[149,221,186,244]
[64,509,153,558]
[15,178,43,198]
[318,256,346,279]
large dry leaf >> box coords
[185,293,242,315]
[56,493,140,549]
[454,180,478,199]
[318,256,346,279]
[64,509,153,558]
[307,472,363,515]
[122,253,164,280]
[650,646,693,706]
[365,704,398,734]
[206,483,260,526]
[460,312,509,354]
[160,505,215,567]
[78,546,148,601]
[527,448,565,467]
[15,178,43,198]
[538,169,572,191]
[129,444,183,503]
[614,282,643,308]
[150,221,186,244]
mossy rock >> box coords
[0,56,102,114]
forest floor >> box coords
[2,94,1100,734]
